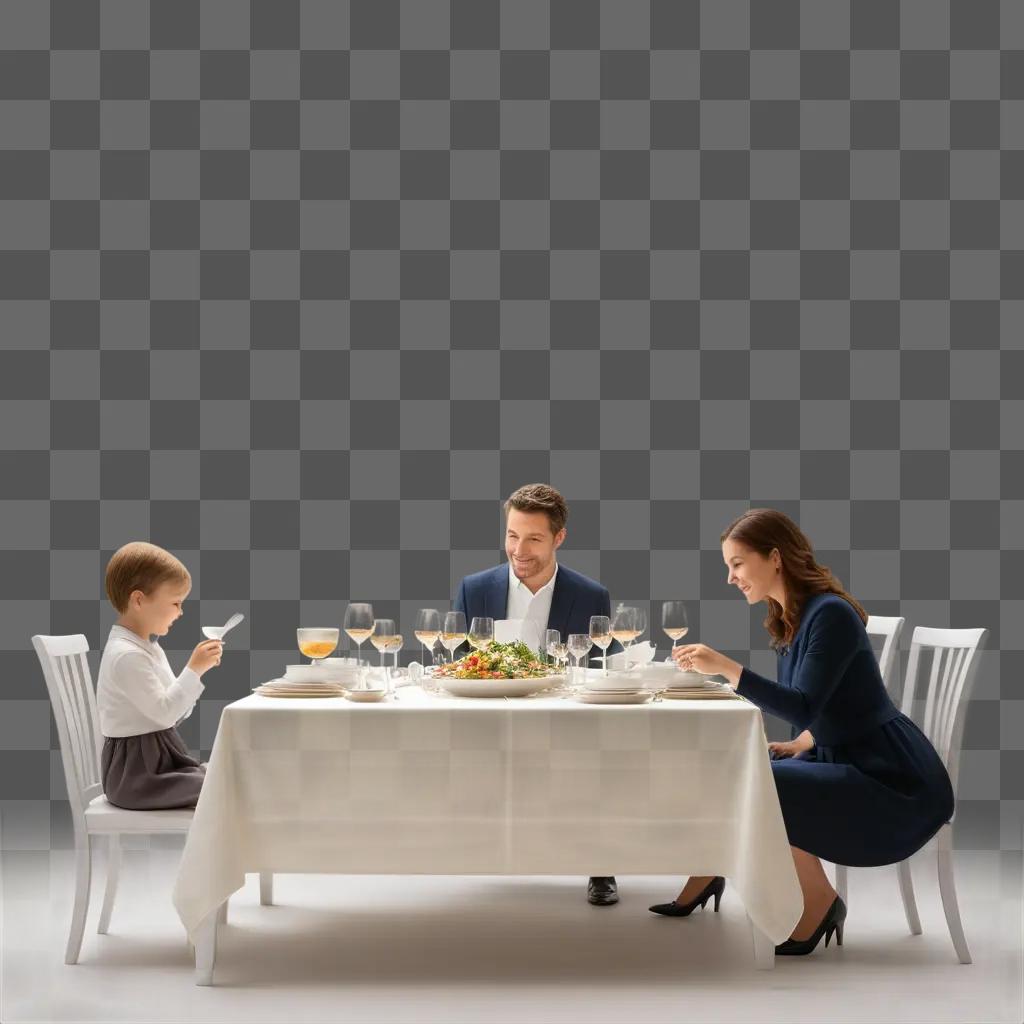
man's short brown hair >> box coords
[503,483,568,535]
[105,541,191,614]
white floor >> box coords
[2,842,1021,1023]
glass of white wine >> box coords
[662,601,689,649]
[468,616,494,651]
[414,608,441,667]
[568,633,593,687]
[589,615,612,677]
[370,618,397,668]
[441,610,467,664]
[385,632,403,694]
[344,602,374,665]
[611,605,639,668]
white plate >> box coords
[576,690,654,705]
[344,689,388,703]
[253,687,345,699]
[437,675,565,699]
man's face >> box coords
[505,508,565,583]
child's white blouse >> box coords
[97,624,205,738]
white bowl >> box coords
[671,670,713,686]
[320,657,358,671]
[284,664,329,683]
[580,671,644,692]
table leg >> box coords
[193,906,219,986]
[748,915,776,970]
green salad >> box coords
[432,640,555,680]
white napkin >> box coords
[494,619,525,643]
[591,641,656,670]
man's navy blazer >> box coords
[452,562,619,650]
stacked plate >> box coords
[253,678,346,698]
[575,671,654,705]
[659,671,737,700]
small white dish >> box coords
[576,690,653,705]
[344,688,387,703]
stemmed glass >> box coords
[589,615,612,677]
[545,628,568,674]
[344,602,374,665]
[370,618,397,668]
[441,610,467,663]
[387,631,403,670]
[611,606,638,668]
[568,633,593,687]
[296,627,339,664]
[661,601,689,650]
[414,608,441,666]
[468,616,494,651]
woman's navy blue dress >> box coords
[736,593,954,868]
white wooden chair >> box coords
[32,634,225,964]
[835,624,987,965]
[834,615,905,903]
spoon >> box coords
[201,613,245,641]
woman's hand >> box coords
[768,730,815,760]
[672,643,742,687]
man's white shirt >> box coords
[505,561,558,651]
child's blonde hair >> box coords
[105,542,191,614]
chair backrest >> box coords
[865,614,905,696]
[900,626,988,799]
[31,635,104,820]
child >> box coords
[97,542,223,810]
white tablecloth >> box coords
[172,689,802,944]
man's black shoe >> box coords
[587,876,618,906]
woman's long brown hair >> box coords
[720,508,868,650]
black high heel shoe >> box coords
[774,895,847,955]
[648,876,725,917]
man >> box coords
[453,482,621,907]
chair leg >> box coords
[97,835,121,935]
[896,858,922,935]
[834,863,848,904]
[937,825,972,964]
[259,871,273,906]
[65,833,93,964]
[217,898,228,926]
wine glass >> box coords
[385,632,403,694]
[634,605,648,642]
[611,605,638,668]
[370,618,396,668]
[589,615,612,676]
[414,608,441,666]
[344,602,375,665]
[468,616,494,651]
[545,628,567,675]
[441,610,467,663]
[386,632,403,670]
[568,633,593,687]
[661,601,689,650]
[296,627,339,664]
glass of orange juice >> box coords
[296,627,339,665]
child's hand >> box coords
[187,639,224,677]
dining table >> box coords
[172,684,803,984]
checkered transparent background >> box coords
[0,0,1022,854]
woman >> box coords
[650,509,954,955]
